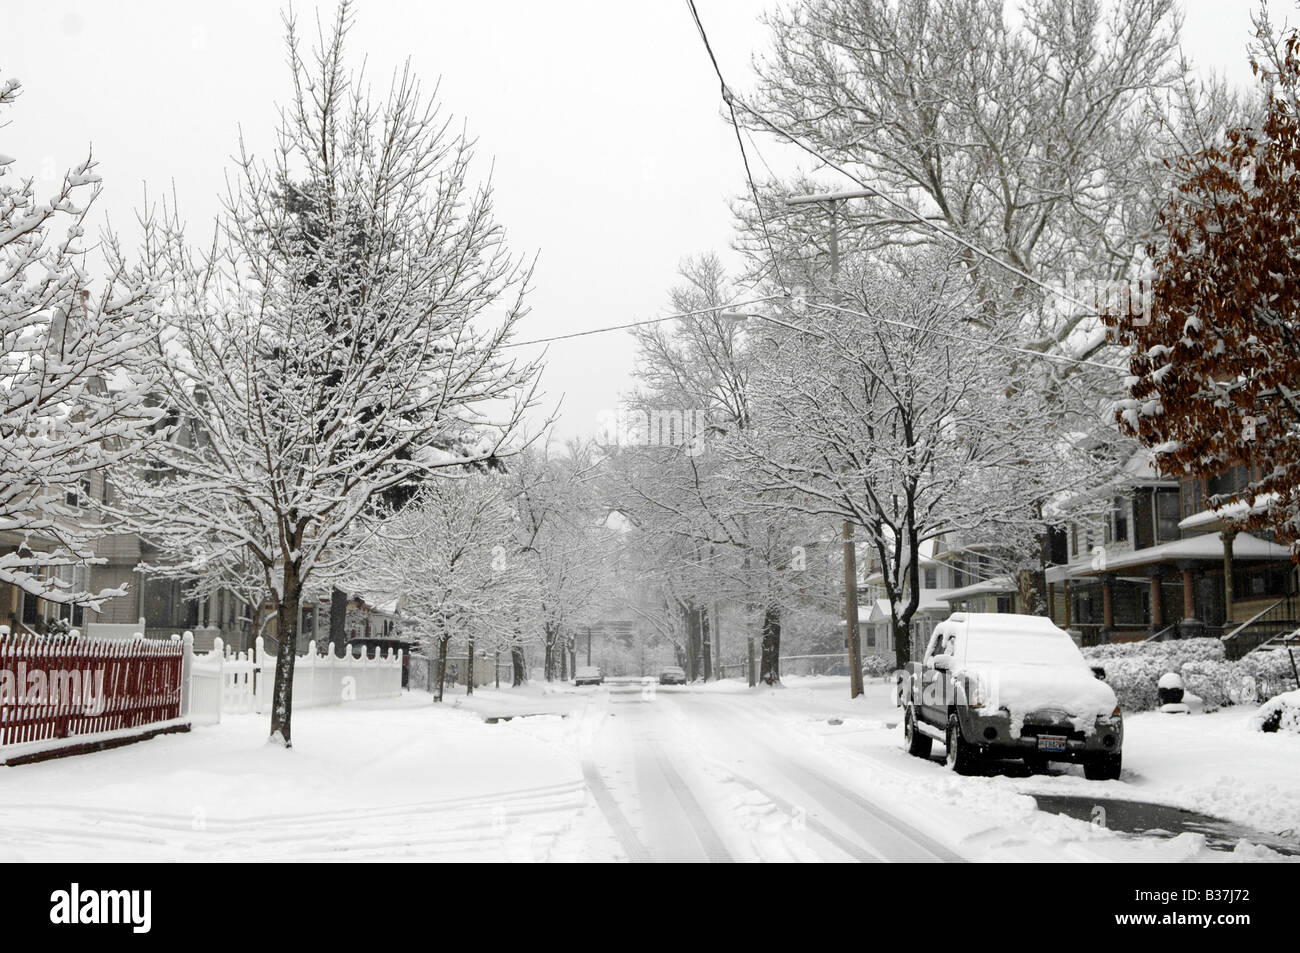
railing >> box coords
[187,636,402,725]
[1222,595,1300,660]
[1143,623,1180,643]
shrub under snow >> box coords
[1084,638,1298,713]
[1250,691,1300,734]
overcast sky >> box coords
[2,0,1294,443]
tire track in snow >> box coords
[646,738,734,863]
[576,688,651,862]
[682,692,966,862]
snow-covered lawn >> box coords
[0,693,603,862]
[2,677,1296,862]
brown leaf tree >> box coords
[1111,18,1300,557]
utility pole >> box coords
[586,625,592,665]
[785,191,872,699]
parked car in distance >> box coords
[900,612,1123,780]
[573,665,604,686]
[658,665,687,685]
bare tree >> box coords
[112,5,540,746]
[735,251,1093,669]
[0,72,163,610]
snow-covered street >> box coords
[4,678,1296,863]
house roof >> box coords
[865,592,956,622]
[1064,532,1290,576]
[941,576,1018,602]
[1178,493,1279,533]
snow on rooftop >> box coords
[941,576,1017,601]
[1178,493,1279,532]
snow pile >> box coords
[1251,690,1300,734]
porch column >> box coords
[1177,560,1196,620]
[1221,530,1237,625]
[1063,579,1072,628]
[1100,573,1115,630]
[1146,567,1163,630]
[1047,581,1056,620]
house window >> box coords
[1113,498,1128,543]
[924,568,937,590]
[1156,488,1181,542]
[996,595,1013,614]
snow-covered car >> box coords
[900,612,1123,780]
[659,665,687,685]
[573,665,604,686]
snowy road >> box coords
[577,682,961,862]
[2,677,1296,862]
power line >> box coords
[677,8,1125,374]
[685,0,789,294]
[501,295,784,350]
[679,4,1118,335]
[730,95,1111,323]
[806,301,1127,373]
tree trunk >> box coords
[747,635,756,687]
[268,564,302,746]
[558,639,568,680]
[543,626,555,682]
[511,639,527,687]
[685,605,701,681]
[701,607,713,682]
[759,605,781,685]
[712,602,722,680]
[891,615,912,673]
[328,585,348,655]
[466,639,475,695]
[435,635,449,702]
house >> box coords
[1045,456,1297,650]
[857,542,956,663]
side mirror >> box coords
[931,653,953,672]
[1091,665,1106,680]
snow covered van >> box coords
[900,612,1123,780]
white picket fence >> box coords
[183,635,402,726]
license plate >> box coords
[1037,734,1068,753]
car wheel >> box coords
[904,705,932,758]
[1083,752,1122,781]
[945,712,978,776]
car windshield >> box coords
[963,629,1085,667]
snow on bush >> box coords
[1239,652,1300,703]
[1179,659,1240,709]
[1250,690,1300,734]
[1082,637,1224,663]
[861,655,893,679]
[1096,654,1165,712]
[1084,638,1298,712]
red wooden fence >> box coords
[0,632,184,750]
